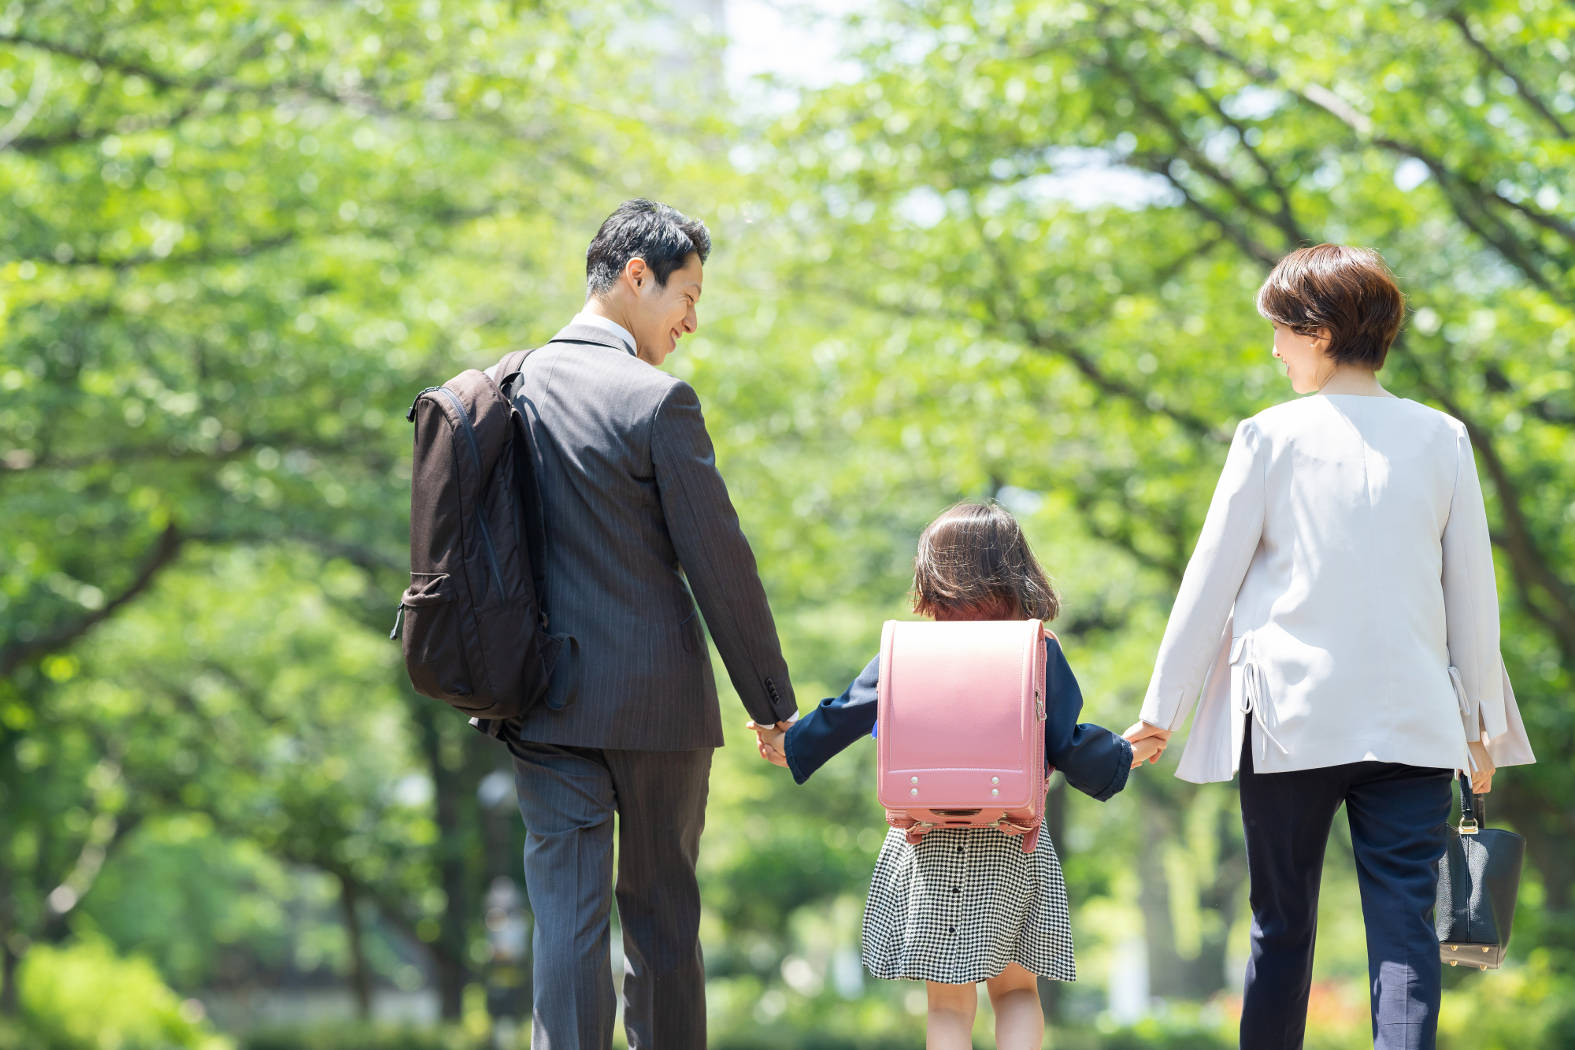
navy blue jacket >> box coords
[782,636,1134,801]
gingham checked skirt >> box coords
[860,825,1077,984]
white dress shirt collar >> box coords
[570,310,637,357]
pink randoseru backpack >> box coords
[877,619,1050,853]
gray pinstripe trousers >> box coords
[511,740,712,1050]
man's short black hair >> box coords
[585,199,711,297]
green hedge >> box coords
[240,1025,485,1050]
[14,939,228,1050]
[711,1036,917,1050]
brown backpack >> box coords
[393,349,566,726]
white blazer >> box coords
[1140,394,1536,784]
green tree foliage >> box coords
[0,0,725,1022]
[758,0,1575,995]
[2,0,1572,1040]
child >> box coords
[751,501,1157,1050]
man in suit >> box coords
[503,199,798,1049]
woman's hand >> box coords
[1467,739,1495,794]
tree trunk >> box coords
[1134,796,1236,1001]
[0,936,18,1017]
[411,700,473,1020]
[0,743,21,1019]
[1135,802,1186,997]
[1522,813,1575,948]
[338,873,374,1019]
[1194,802,1248,999]
[480,754,532,1019]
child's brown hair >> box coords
[912,501,1060,621]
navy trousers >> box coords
[1238,730,1452,1050]
[511,740,713,1050]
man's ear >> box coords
[623,257,649,292]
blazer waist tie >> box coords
[1237,644,1288,757]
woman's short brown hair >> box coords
[1256,244,1406,369]
[912,502,1060,621]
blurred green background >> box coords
[2,0,1572,1047]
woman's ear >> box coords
[1311,327,1333,354]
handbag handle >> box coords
[1457,771,1484,835]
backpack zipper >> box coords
[434,386,507,596]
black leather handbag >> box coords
[1436,772,1524,969]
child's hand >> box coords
[745,720,791,769]
[1129,737,1164,769]
[1124,721,1172,769]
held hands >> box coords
[745,720,793,769]
[1123,721,1173,770]
[1129,737,1164,767]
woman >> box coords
[1126,244,1535,1050]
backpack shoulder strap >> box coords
[493,348,535,390]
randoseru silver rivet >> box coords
[910,788,919,797]
[991,788,999,796]
[910,776,919,784]
[991,776,1000,785]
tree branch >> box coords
[290,535,404,577]
[100,671,460,967]
[0,31,599,185]
[1182,72,1305,241]
[5,231,301,271]
[0,524,183,678]
[6,199,505,271]
[1419,382,1575,658]
[1130,154,1281,267]
[784,247,1231,442]
[6,98,202,155]
[0,57,50,152]
[1068,483,1190,582]
[1094,30,1305,250]
[1162,9,1575,280]
[0,31,184,88]
[1444,9,1570,139]
[0,430,380,476]
[969,212,1229,439]
[1425,167,1560,297]
[37,806,143,941]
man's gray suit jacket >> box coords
[502,322,797,751]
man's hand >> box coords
[1123,721,1172,767]
[1467,739,1495,795]
[745,720,792,770]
